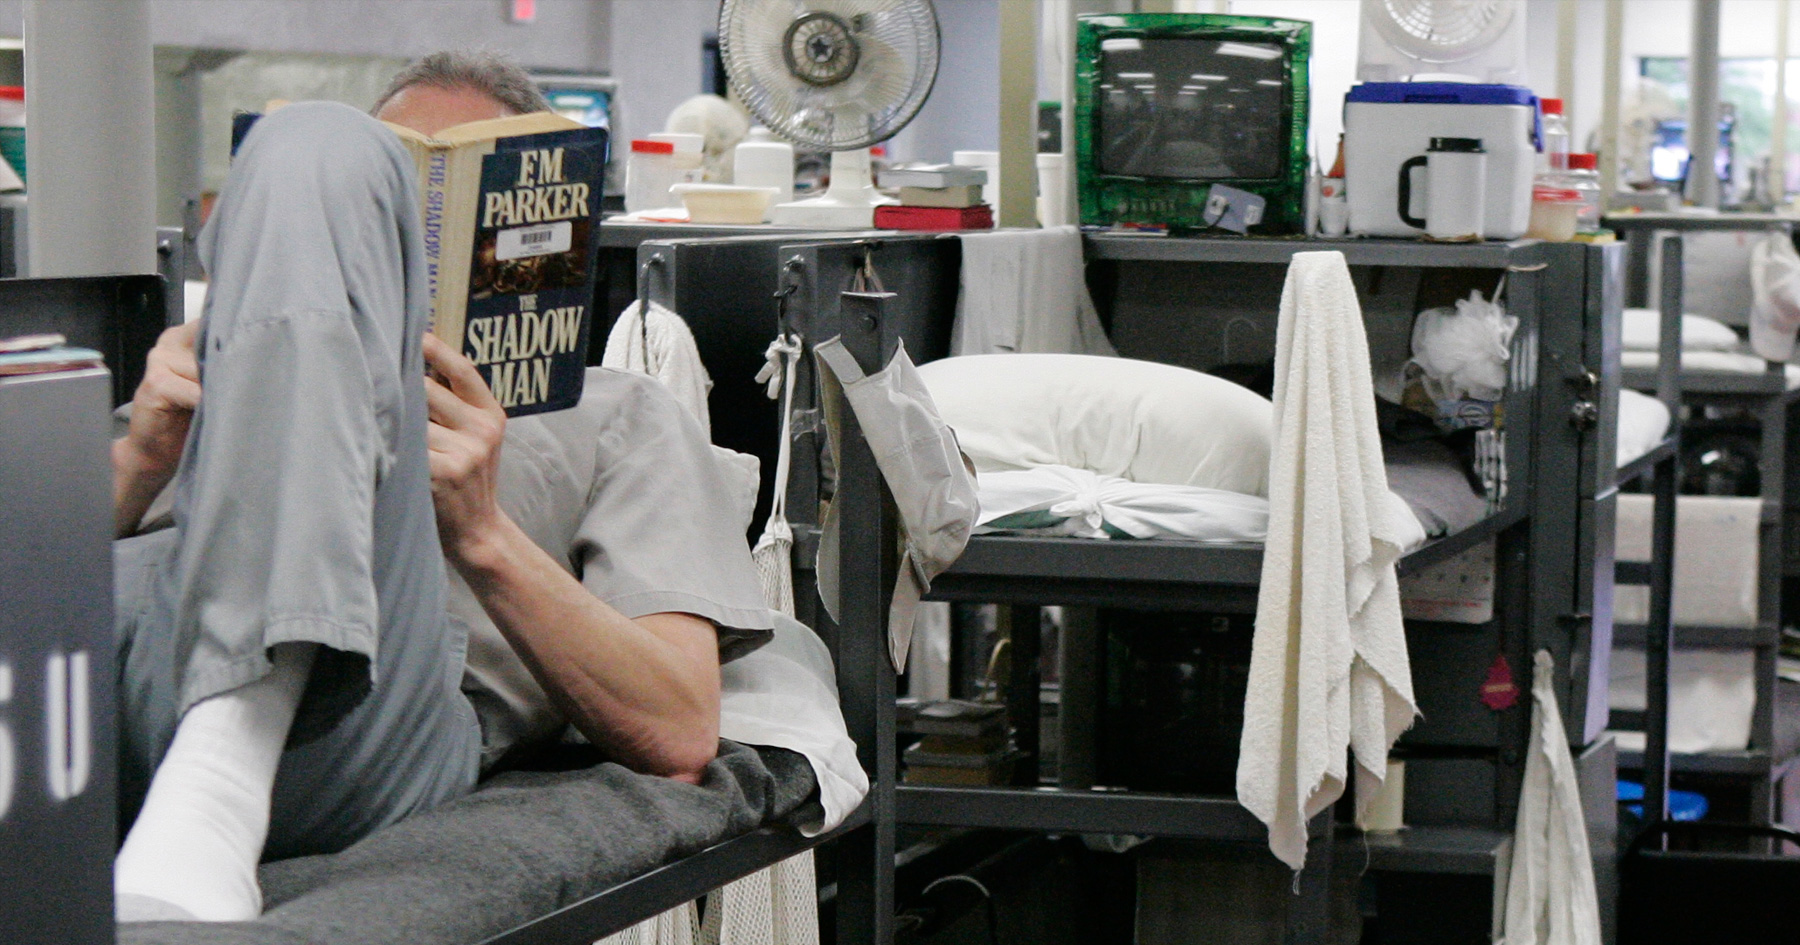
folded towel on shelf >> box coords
[951,226,1118,358]
[1237,251,1420,872]
[1498,651,1603,945]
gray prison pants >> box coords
[113,102,481,860]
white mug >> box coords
[1398,137,1488,241]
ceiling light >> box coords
[1256,79,1283,87]
[1116,72,1155,80]
[1101,38,1143,53]
[1190,73,1227,82]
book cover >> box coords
[898,184,984,208]
[874,204,994,231]
[386,114,609,417]
[882,163,988,189]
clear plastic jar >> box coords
[1526,186,1582,241]
[625,139,677,213]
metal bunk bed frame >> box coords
[773,233,1628,942]
[1607,213,1800,828]
[510,229,1648,945]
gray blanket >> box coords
[120,741,818,945]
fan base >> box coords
[770,196,893,228]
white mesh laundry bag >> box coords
[701,331,820,945]
[598,904,698,945]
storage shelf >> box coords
[932,505,1524,609]
[1601,212,1799,233]
[1617,748,1784,779]
[1611,623,1775,648]
[599,219,823,248]
[1621,366,1794,398]
[1343,825,1512,877]
[895,785,1265,841]
[1616,438,1678,488]
[1083,232,1543,269]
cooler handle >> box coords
[1397,155,1428,230]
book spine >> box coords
[421,149,449,334]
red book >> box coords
[874,204,994,231]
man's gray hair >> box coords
[372,50,551,117]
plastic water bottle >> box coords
[733,127,794,203]
[1564,153,1603,233]
[1539,97,1570,172]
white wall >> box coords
[1223,0,1363,165]
[606,0,717,148]
[885,0,1001,165]
[0,0,611,72]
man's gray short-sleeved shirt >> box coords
[455,367,775,767]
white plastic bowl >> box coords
[670,184,780,224]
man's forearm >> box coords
[449,514,722,782]
[113,437,176,537]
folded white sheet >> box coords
[1616,389,1672,467]
[974,464,1269,542]
[1609,648,1756,754]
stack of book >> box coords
[0,334,103,377]
[901,699,1020,786]
[875,164,994,231]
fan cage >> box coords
[720,0,942,152]
[1372,0,1515,64]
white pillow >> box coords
[1621,308,1741,352]
[916,354,1273,498]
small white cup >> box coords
[1319,195,1349,237]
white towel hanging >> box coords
[1236,251,1421,871]
[1496,651,1602,945]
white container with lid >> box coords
[625,139,678,214]
[1344,82,1537,239]
[648,132,705,187]
[733,127,794,204]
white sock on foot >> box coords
[115,643,316,923]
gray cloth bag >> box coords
[814,336,978,671]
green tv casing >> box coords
[1075,13,1311,235]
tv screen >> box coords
[1095,36,1288,181]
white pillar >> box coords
[1556,0,1578,125]
[1774,0,1791,203]
[24,0,156,277]
[1599,0,1626,201]
[1688,0,1723,208]
[998,0,1038,227]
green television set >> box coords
[1074,13,1311,235]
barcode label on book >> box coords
[496,221,573,261]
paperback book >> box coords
[386,113,609,416]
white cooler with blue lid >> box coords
[1344,82,1539,240]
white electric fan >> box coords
[1357,0,1527,84]
[719,0,941,228]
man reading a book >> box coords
[109,52,774,923]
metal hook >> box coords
[637,253,665,308]
[853,239,885,294]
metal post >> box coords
[1599,0,1626,203]
[998,0,1039,228]
[1643,235,1684,829]
[23,0,156,277]
[1687,0,1723,208]
[830,285,898,945]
